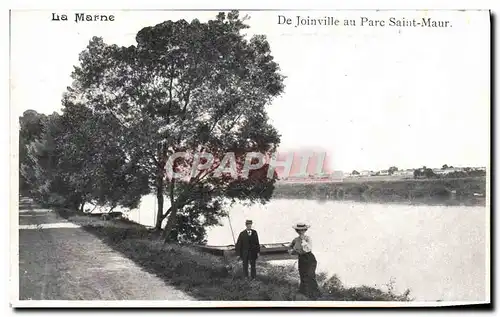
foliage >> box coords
[19,11,285,243]
[55,99,151,210]
[18,105,150,212]
[65,10,285,241]
[19,110,61,202]
[443,169,486,178]
[388,166,398,175]
[413,166,436,179]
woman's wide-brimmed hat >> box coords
[292,223,310,230]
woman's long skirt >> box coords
[298,252,321,299]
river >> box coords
[125,195,487,302]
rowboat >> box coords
[202,214,296,260]
[195,242,295,260]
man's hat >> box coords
[245,220,253,224]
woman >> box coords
[288,223,321,299]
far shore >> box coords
[273,176,487,207]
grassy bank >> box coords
[56,209,413,301]
[274,177,486,206]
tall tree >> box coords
[67,11,285,241]
[19,110,45,194]
[52,96,150,212]
[19,110,60,201]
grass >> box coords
[56,209,413,301]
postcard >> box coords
[10,8,490,308]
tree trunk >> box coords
[162,205,178,243]
[155,142,168,230]
[72,194,82,211]
[155,174,164,230]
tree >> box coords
[351,170,360,175]
[66,11,285,242]
[423,167,436,178]
[388,166,398,175]
[442,164,449,170]
[52,97,150,212]
[19,110,61,202]
[413,169,420,179]
[413,166,435,179]
[19,102,150,213]
[19,110,46,194]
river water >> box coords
[126,195,487,302]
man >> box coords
[234,219,260,279]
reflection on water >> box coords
[126,195,487,301]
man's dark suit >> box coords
[235,229,260,278]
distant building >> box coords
[429,167,486,175]
[433,168,447,175]
[379,170,390,176]
[394,169,414,177]
[439,168,464,174]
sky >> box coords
[10,10,490,172]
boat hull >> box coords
[195,243,295,260]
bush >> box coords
[321,275,412,301]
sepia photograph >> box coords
[10,8,490,307]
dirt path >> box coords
[18,198,194,301]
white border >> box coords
[4,0,496,311]
[4,0,498,10]
[11,300,491,308]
